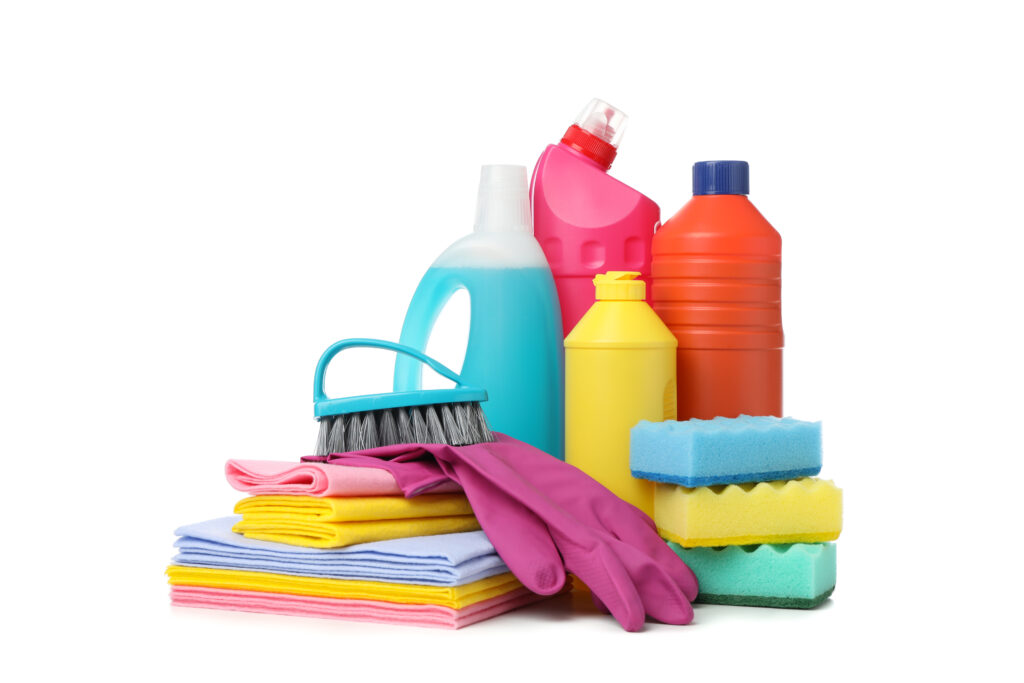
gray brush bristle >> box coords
[410,407,429,443]
[456,402,480,444]
[358,411,378,450]
[315,400,494,455]
[345,413,362,452]
[329,416,347,453]
[396,408,414,444]
[440,404,464,444]
[314,415,348,456]
[378,409,399,447]
[424,405,447,444]
[473,402,495,443]
[315,418,330,455]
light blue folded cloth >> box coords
[171,516,508,586]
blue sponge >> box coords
[630,415,822,487]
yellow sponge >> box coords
[654,477,842,547]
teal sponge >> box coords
[631,415,822,487]
[668,541,836,609]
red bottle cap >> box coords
[560,124,618,170]
[559,99,627,171]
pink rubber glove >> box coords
[303,433,698,631]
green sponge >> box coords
[668,541,836,609]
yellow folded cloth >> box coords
[234,493,473,522]
[165,566,521,609]
[232,494,480,548]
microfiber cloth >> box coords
[234,493,473,522]
[226,459,463,497]
[173,516,508,586]
[165,566,522,609]
[631,415,822,487]
[232,496,480,548]
[170,585,548,629]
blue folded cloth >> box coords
[171,516,509,586]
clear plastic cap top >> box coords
[573,98,628,149]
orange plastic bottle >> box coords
[652,161,783,420]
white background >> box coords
[2,1,1022,680]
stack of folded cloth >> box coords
[227,458,479,547]
[631,415,843,609]
[166,459,547,628]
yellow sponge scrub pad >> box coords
[653,477,842,547]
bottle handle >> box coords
[394,270,466,392]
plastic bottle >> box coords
[394,165,564,459]
[564,271,677,515]
[652,161,783,421]
[531,98,661,337]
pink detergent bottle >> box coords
[530,98,661,337]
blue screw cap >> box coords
[693,160,749,196]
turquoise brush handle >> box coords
[313,338,486,418]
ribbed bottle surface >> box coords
[652,195,783,420]
[652,252,782,348]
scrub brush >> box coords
[313,338,495,456]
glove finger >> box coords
[619,527,699,602]
[559,532,647,632]
[439,461,566,595]
[651,540,699,601]
[609,535,695,625]
[590,590,610,614]
[595,502,699,601]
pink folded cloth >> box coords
[170,585,545,629]
[225,459,463,497]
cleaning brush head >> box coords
[313,339,495,456]
[315,402,493,455]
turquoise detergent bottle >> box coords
[395,165,564,459]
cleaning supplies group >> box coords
[549,103,841,609]
[167,97,843,631]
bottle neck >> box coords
[690,193,750,202]
[474,188,531,234]
[559,125,616,170]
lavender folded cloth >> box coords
[172,516,508,586]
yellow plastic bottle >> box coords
[564,271,677,516]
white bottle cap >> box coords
[474,165,532,234]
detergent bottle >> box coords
[564,272,677,515]
[395,165,564,459]
[652,161,783,420]
[531,98,661,337]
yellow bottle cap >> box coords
[593,271,645,301]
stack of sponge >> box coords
[631,415,842,609]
